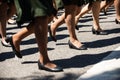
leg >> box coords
[34,16,63,71]
[75,3,92,26]
[92,1,101,31]
[64,5,77,41]
[100,0,108,11]
[7,2,16,20]
[100,0,114,15]
[0,3,9,46]
[64,5,87,49]
[104,0,114,11]
[92,1,108,35]
[34,16,50,64]
[11,23,34,52]
[50,2,87,49]
[7,2,16,24]
[114,0,120,23]
[6,22,35,58]
[50,13,65,39]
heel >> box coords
[69,43,73,48]
[115,19,120,24]
[92,27,98,34]
[75,25,79,30]
[92,27,108,35]
[115,19,118,24]
[7,36,22,58]
[92,28,96,34]
[48,26,57,42]
[103,9,107,15]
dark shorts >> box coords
[77,0,101,6]
[8,0,14,3]
[106,0,113,2]
[55,0,80,9]
[77,0,86,6]
[30,0,56,17]
[0,0,8,3]
[14,0,56,24]
[55,0,64,9]
[62,0,79,5]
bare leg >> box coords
[75,4,92,25]
[50,4,86,49]
[0,3,8,44]
[91,1,108,35]
[76,6,82,16]
[12,16,58,68]
[34,16,57,68]
[7,2,16,24]
[12,23,34,52]
[92,1,102,31]
[100,0,109,11]
[104,1,114,11]
[64,5,83,48]
[100,0,114,14]
[50,13,65,37]
[114,0,120,21]
[7,2,16,20]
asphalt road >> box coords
[0,6,120,80]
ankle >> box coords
[117,18,120,21]
[13,35,21,44]
[93,26,102,31]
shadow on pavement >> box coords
[0,47,54,62]
[21,51,111,69]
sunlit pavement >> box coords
[77,46,120,80]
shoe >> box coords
[75,25,79,30]
[38,61,63,72]
[48,26,57,42]
[115,19,120,24]
[8,20,16,25]
[103,9,107,15]
[6,36,22,58]
[0,34,1,38]
[8,15,17,25]
[68,40,87,50]
[92,27,108,35]
[1,40,11,47]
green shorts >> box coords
[55,0,80,9]
[30,0,56,17]
[14,0,56,24]
[55,0,64,10]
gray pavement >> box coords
[0,6,120,80]
[77,46,120,80]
